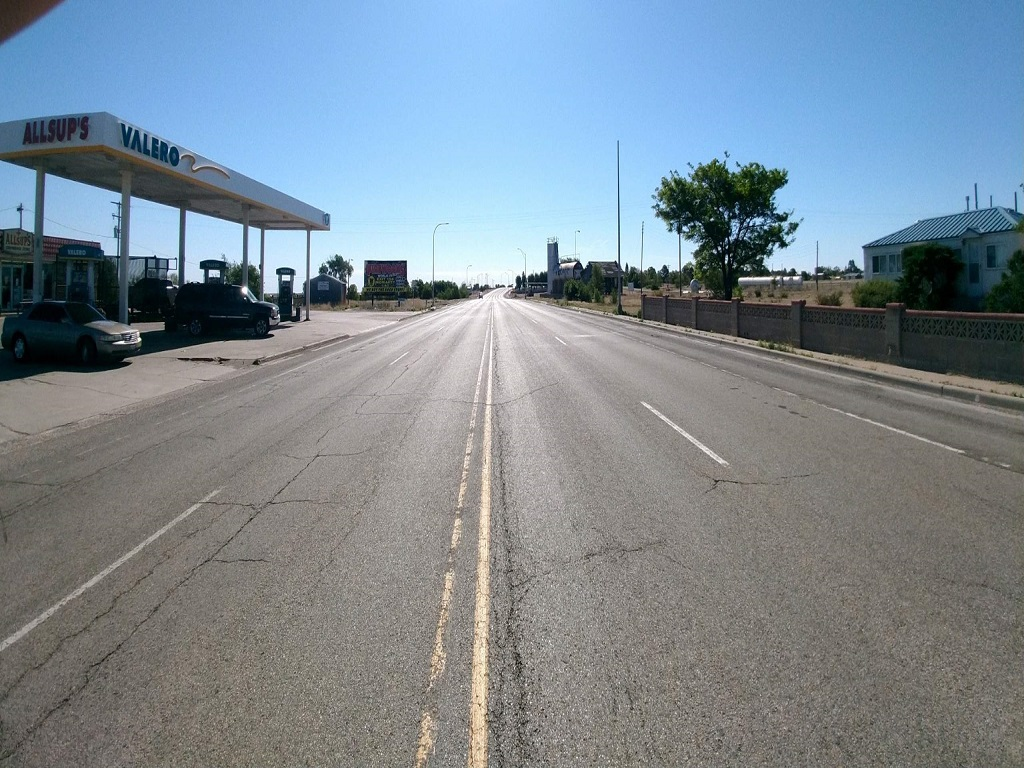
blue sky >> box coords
[1,0,1022,289]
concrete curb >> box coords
[557,303,1024,415]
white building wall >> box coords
[863,231,1023,298]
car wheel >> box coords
[254,317,269,337]
[187,317,204,337]
[78,338,98,366]
[164,318,177,332]
[11,334,29,363]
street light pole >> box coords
[466,264,472,290]
[432,221,449,307]
[575,229,580,261]
[517,247,526,292]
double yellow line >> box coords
[416,308,495,768]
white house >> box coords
[863,206,1023,306]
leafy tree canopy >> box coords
[321,254,353,282]
[652,153,799,298]
[225,261,261,295]
[985,249,1024,313]
[897,243,963,310]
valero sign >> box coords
[120,123,180,167]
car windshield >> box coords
[64,302,106,325]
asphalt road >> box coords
[0,292,1021,766]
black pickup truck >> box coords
[167,283,280,337]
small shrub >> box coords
[852,280,900,308]
[753,288,762,298]
[818,290,843,306]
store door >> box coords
[1,264,25,311]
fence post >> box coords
[690,296,699,328]
[791,300,805,348]
[731,297,741,336]
[885,303,904,360]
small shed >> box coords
[305,272,345,305]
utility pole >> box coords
[112,201,122,264]
[17,203,24,229]
[815,241,819,291]
[616,140,622,314]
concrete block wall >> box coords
[642,296,1024,383]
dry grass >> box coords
[531,278,864,315]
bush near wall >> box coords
[852,280,900,308]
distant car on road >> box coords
[1,301,142,365]
[167,282,279,337]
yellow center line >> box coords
[469,308,495,767]
[415,318,492,768]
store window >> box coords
[986,245,999,269]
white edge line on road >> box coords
[0,488,223,654]
[819,404,966,454]
[389,351,410,366]
[642,402,730,466]
[554,336,567,346]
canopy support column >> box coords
[241,205,250,293]
[178,207,186,288]
[32,167,44,303]
[259,228,266,300]
[305,229,311,321]
[119,170,132,323]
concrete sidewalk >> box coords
[0,309,418,446]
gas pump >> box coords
[276,267,298,321]
[200,259,228,284]
[57,244,104,305]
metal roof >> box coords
[863,207,1022,248]
[0,112,330,232]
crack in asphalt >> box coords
[0,490,274,760]
[702,471,819,495]
[489,359,538,768]
[0,498,241,716]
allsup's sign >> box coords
[22,115,90,145]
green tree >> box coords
[347,284,360,301]
[321,254,353,283]
[985,249,1024,313]
[590,263,604,297]
[659,264,670,283]
[652,153,799,299]
[225,261,261,295]
[897,243,963,310]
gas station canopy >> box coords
[0,112,329,320]
[0,112,330,231]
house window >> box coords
[895,253,902,272]
[986,245,999,269]
[871,255,880,274]
[888,253,898,273]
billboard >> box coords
[364,260,408,297]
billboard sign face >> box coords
[364,260,408,297]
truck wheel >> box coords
[187,317,205,337]
[254,317,269,337]
[164,318,176,332]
